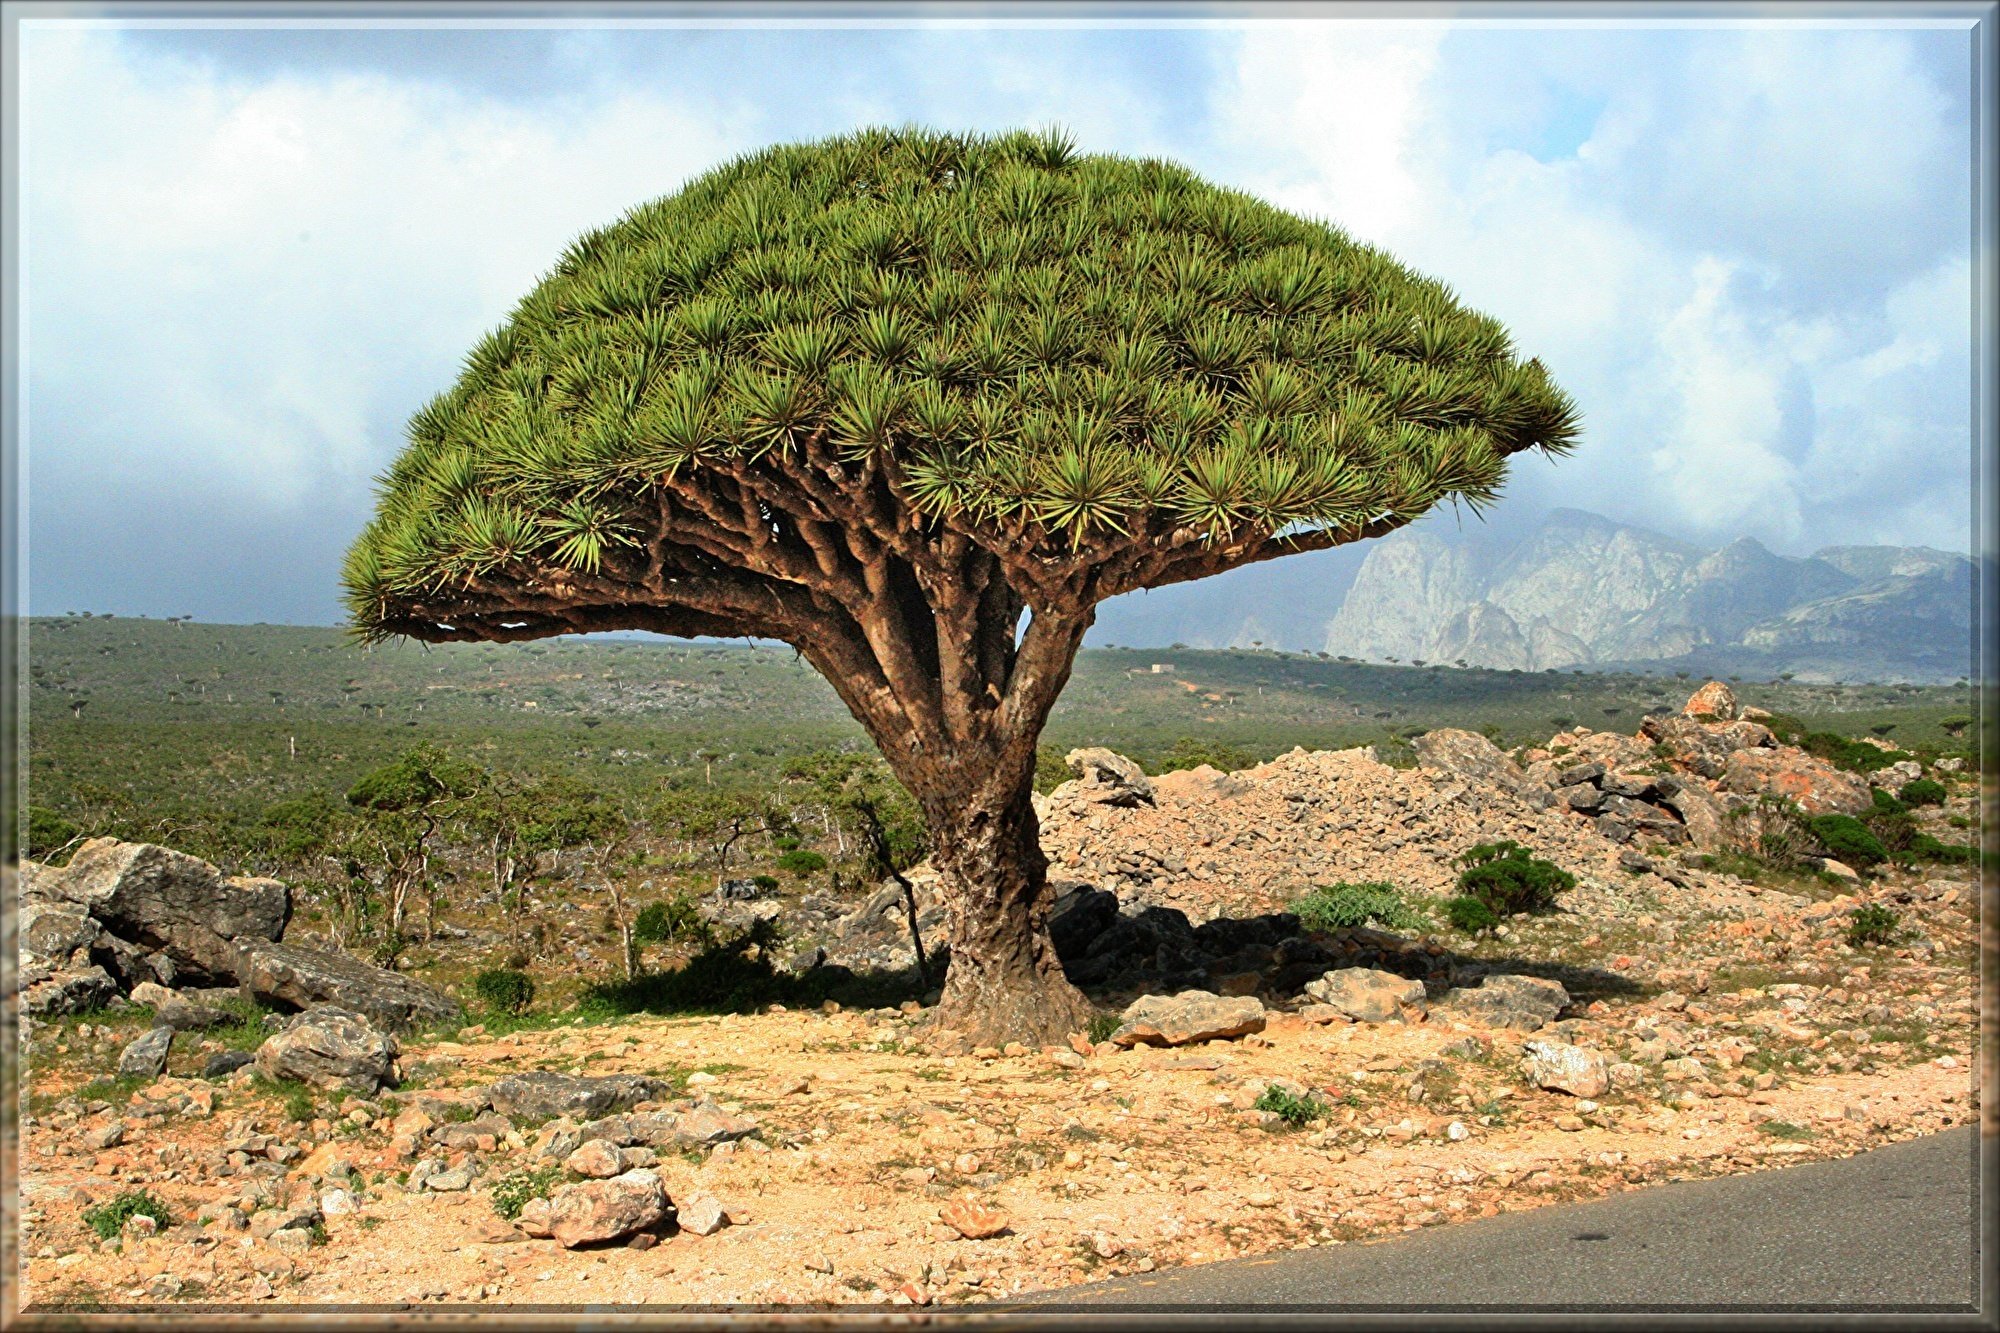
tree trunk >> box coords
[923,777,1091,1050]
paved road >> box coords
[1003,1126,1982,1312]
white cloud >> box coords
[1209,22,1972,557]
[24,26,751,506]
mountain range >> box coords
[1089,508,1975,684]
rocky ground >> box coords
[10,682,1986,1309]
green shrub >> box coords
[474,968,536,1015]
[489,1165,565,1220]
[1443,896,1499,933]
[631,894,706,947]
[1807,814,1887,870]
[1801,731,1915,774]
[1252,1084,1329,1127]
[1086,1012,1121,1045]
[1033,745,1070,795]
[1911,834,1977,864]
[1845,904,1899,948]
[775,849,828,877]
[1156,736,1259,775]
[25,805,81,860]
[1293,882,1424,934]
[1898,778,1947,808]
[83,1190,172,1240]
[1454,840,1575,916]
[283,1085,317,1123]
[752,874,780,892]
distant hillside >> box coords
[1321,510,1973,684]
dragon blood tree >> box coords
[344,126,1579,1046]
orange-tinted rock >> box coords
[1682,681,1739,720]
[1720,747,1871,815]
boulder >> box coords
[1410,729,1526,792]
[1303,967,1427,1023]
[1658,781,1729,851]
[1681,680,1738,720]
[1047,886,1121,962]
[118,1025,175,1079]
[155,996,234,1031]
[675,1099,761,1146]
[485,1071,671,1122]
[564,1140,629,1179]
[1440,974,1568,1031]
[1062,748,1155,807]
[1720,748,1872,816]
[21,964,121,1017]
[204,1051,256,1079]
[37,840,288,979]
[20,901,100,963]
[545,1169,670,1248]
[1639,715,1777,779]
[237,941,462,1035]
[1520,1040,1609,1098]
[1109,991,1266,1047]
[254,1005,397,1095]
[1868,760,1923,789]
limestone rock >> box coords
[485,1071,671,1122]
[1303,968,1427,1024]
[237,941,461,1036]
[37,839,287,979]
[938,1199,1010,1239]
[565,1140,628,1179]
[1062,748,1155,807]
[1720,747,1872,816]
[546,1169,670,1248]
[1681,680,1738,720]
[254,1005,396,1095]
[118,1025,174,1079]
[1109,991,1266,1047]
[1520,1040,1610,1098]
[1410,729,1526,791]
[676,1194,730,1236]
[1440,974,1568,1031]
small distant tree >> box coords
[343,127,1578,1043]
[652,786,783,880]
[345,744,483,968]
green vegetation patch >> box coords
[82,1190,172,1241]
[1293,881,1425,934]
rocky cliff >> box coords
[1321,509,1971,683]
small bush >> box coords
[283,1085,317,1123]
[1911,834,1977,865]
[1898,778,1947,808]
[775,849,828,877]
[1252,1084,1328,1127]
[1293,882,1424,934]
[1156,736,1259,775]
[752,874,780,892]
[1086,1012,1121,1045]
[82,1190,171,1241]
[1757,1120,1814,1142]
[1845,904,1900,948]
[25,805,81,860]
[1807,814,1887,870]
[489,1165,565,1220]
[631,894,706,947]
[1454,840,1575,916]
[1801,731,1915,774]
[474,968,536,1015]
[1443,896,1499,933]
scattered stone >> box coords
[254,1006,396,1095]
[118,1026,174,1080]
[1303,968,1426,1024]
[1109,991,1266,1047]
[676,1194,729,1236]
[1439,974,1568,1032]
[1062,747,1156,807]
[485,1071,670,1122]
[545,1169,670,1248]
[939,1199,1010,1239]
[565,1140,628,1179]
[1521,1040,1610,1098]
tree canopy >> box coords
[344,124,1578,649]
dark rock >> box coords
[1556,762,1606,788]
[716,878,767,901]
[237,941,462,1035]
[118,1025,174,1079]
[155,997,234,1031]
[21,964,121,1017]
[204,1051,256,1079]
[1601,772,1661,800]
[1048,886,1120,962]
[486,1071,672,1123]
[1564,785,1607,812]
[37,840,288,978]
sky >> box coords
[12,12,1982,630]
